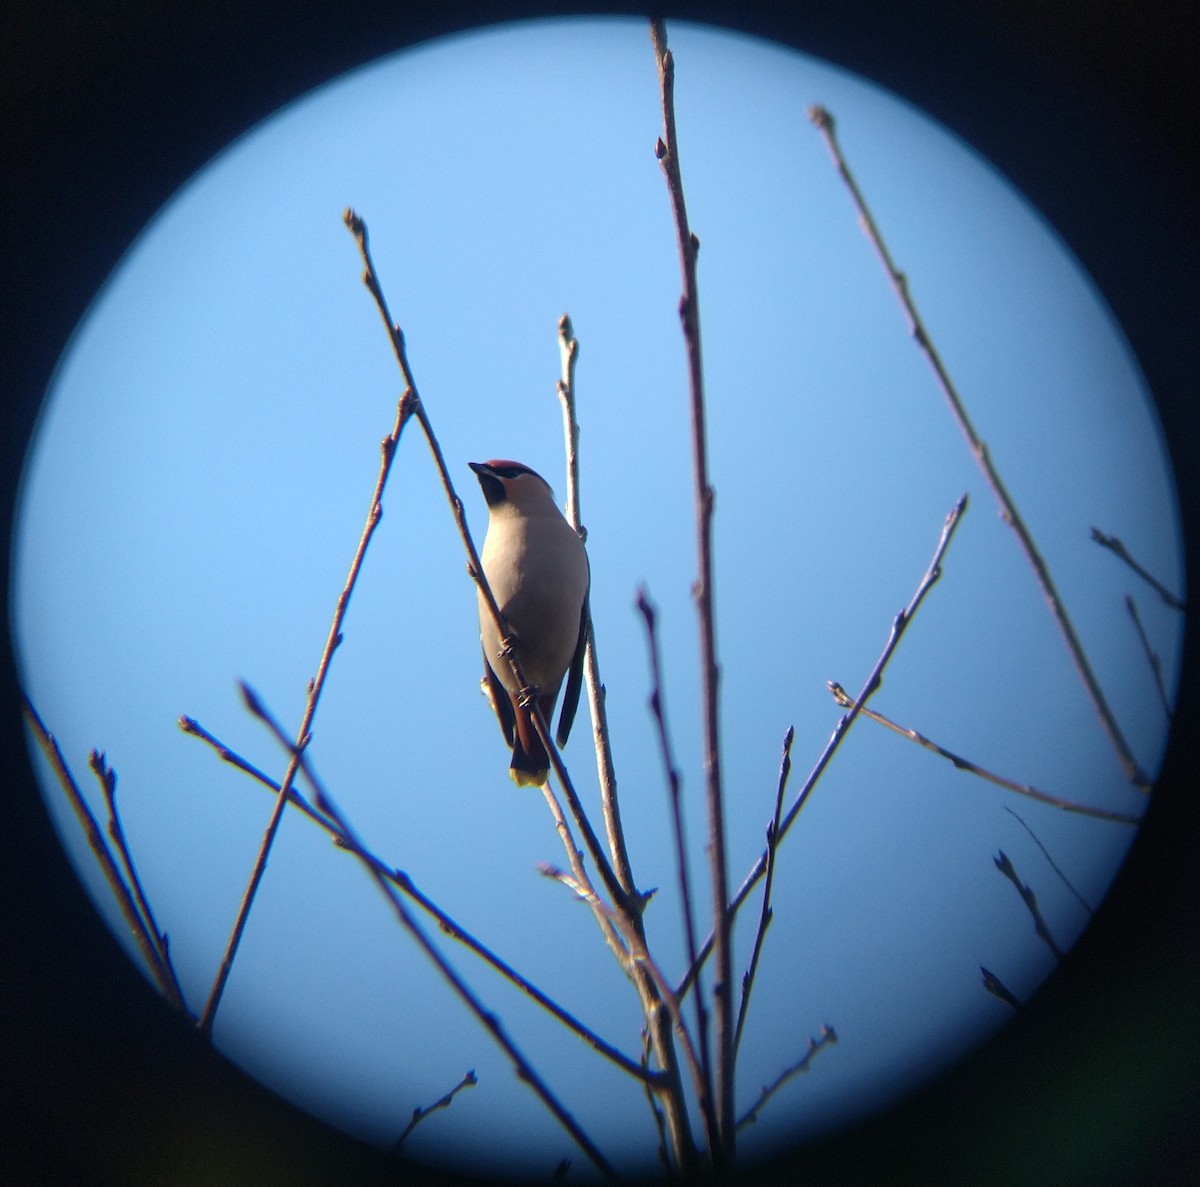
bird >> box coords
[470,459,590,787]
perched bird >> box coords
[470,459,590,786]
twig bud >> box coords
[806,105,833,132]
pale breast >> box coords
[478,513,587,695]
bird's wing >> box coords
[482,647,516,745]
[555,595,589,748]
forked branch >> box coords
[196,378,414,1037]
[826,684,1141,825]
[241,682,618,1180]
[734,726,794,1061]
[679,494,969,999]
[538,861,718,1158]
[24,696,187,1013]
[736,1025,838,1131]
[180,714,652,1085]
[993,849,1063,963]
[809,105,1150,793]
[89,750,187,1009]
[1091,528,1185,612]
[393,1070,478,1153]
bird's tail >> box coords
[509,694,555,787]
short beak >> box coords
[470,461,505,507]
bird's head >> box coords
[469,460,556,515]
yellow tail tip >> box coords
[510,767,549,788]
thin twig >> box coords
[1003,807,1095,919]
[537,777,631,973]
[735,1025,838,1131]
[536,733,697,1171]
[809,105,1150,794]
[980,966,1022,1010]
[196,377,414,1038]
[1091,528,1186,611]
[640,1038,670,1174]
[89,750,187,1009]
[345,211,630,921]
[733,726,794,1062]
[557,313,583,540]
[241,682,618,1181]
[679,494,969,1000]
[993,849,1063,963]
[649,19,734,1158]
[180,715,653,1085]
[534,789,706,1167]
[826,684,1141,825]
[392,1070,478,1153]
[179,715,339,831]
[636,587,715,1142]
[538,861,718,1158]
[556,314,639,906]
[22,696,187,1013]
[1124,594,1173,720]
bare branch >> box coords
[649,18,734,1158]
[392,1070,478,1153]
[679,494,969,1000]
[809,105,1150,793]
[826,684,1141,825]
[556,313,583,537]
[640,1038,670,1174]
[538,861,719,1158]
[556,314,640,905]
[179,715,339,831]
[535,707,633,916]
[636,587,715,1140]
[734,726,795,1062]
[196,375,414,1038]
[1124,594,1173,721]
[1092,528,1186,611]
[89,750,187,1009]
[536,778,631,973]
[531,721,698,1169]
[735,1025,838,1131]
[22,696,187,1013]
[180,714,653,1085]
[778,495,965,860]
[993,849,1063,963]
[240,681,618,1181]
[1003,807,1096,919]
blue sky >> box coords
[11,17,1184,1180]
